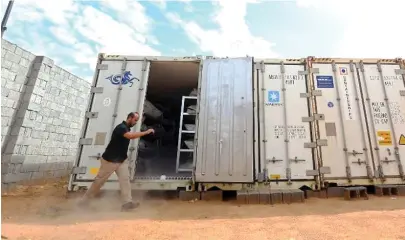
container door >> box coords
[259,63,314,181]
[359,62,405,179]
[312,63,375,181]
[74,59,150,181]
[195,57,254,182]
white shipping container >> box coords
[358,61,405,181]
[70,55,258,191]
[256,59,315,183]
[312,61,375,182]
[310,58,405,185]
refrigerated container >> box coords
[68,55,258,191]
[68,54,405,193]
[308,57,405,186]
[255,58,318,189]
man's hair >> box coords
[127,112,139,119]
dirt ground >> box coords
[2,180,405,240]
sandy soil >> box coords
[2,180,405,240]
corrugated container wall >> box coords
[309,58,405,185]
[69,55,405,192]
[195,57,255,183]
[256,59,317,187]
[74,58,150,182]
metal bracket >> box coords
[85,112,98,119]
[79,138,93,145]
[382,158,396,164]
[298,68,319,75]
[319,166,331,174]
[306,170,319,176]
[96,64,108,70]
[302,114,325,122]
[254,61,265,72]
[300,90,322,98]
[268,157,283,163]
[395,69,405,75]
[352,159,367,165]
[304,139,328,148]
[88,153,101,160]
[304,142,317,148]
[351,150,364,156]
[91,87,104,93]
[317,139,328,146]
[289,157,306,163]
[71,166,87,174]
[400,90,405,96]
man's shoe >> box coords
[121,202,140,211]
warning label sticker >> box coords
[377,131,392,146]
[399,134,405,145]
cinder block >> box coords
[201,190,223,201]
[270,190,283,204]
[344,187,368,201]
[258,189,271,204]
[2,40,17,52]
[247,190,260,204]
[1,163,12,174]
[375,185,399,197]
[2,172,32,183]
[236,190,248,204]
[397,186,405,196]
[179,191,200,201]
[10,155,25,164]
[31,171,44,180]
[20,163,41,172]
[327,187,345,198]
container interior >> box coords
[134,60,200,179]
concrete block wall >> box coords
[1,39,91,190]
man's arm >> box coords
[123,129,154,140]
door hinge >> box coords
[79,138,93,145]
[97,64,108,70]
[300,90,322,98]
[400,90,405,96]
[320,166,331,174]
[85,112,98,119]
[298,68,319,75]
[306,170,319,176]
[304,139,328,148]
[255,61,265,72]
[72,166,87,174]
[302,114,325,122]
[91,87,104,93]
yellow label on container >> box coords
[270,174,281,179]
[377,131,392,146]
[89,167,99,175]
[399,134,405,145]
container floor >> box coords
[134,143,192,180]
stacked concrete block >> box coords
[1,40,36,147]
[1,39,91,190]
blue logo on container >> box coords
[327,102,334,108]
[106,71,140,87]
[316,75,334,88]
[268,90,280,103]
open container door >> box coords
[70,56,150,185]
[195,57,255,183]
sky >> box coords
[1,0,404,81]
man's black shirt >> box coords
[102,121,131,163]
